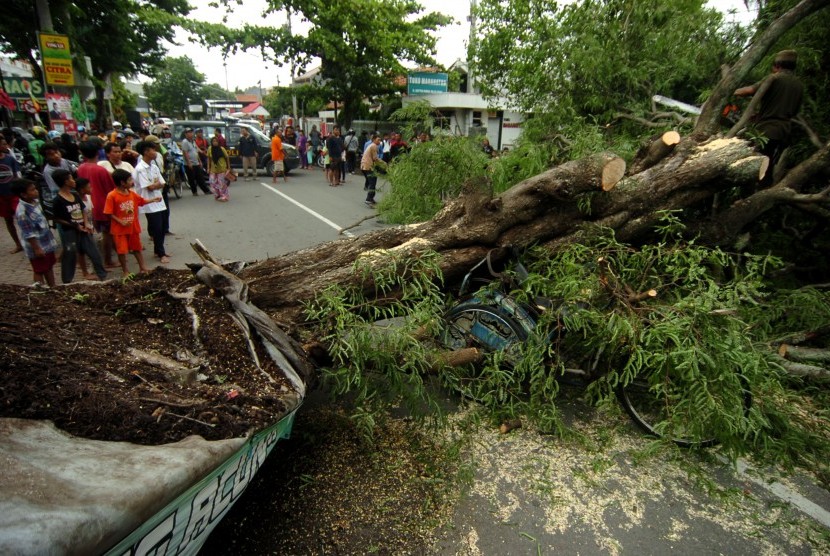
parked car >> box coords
[169,120,299,174]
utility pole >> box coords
[35,0,54,31]
[468,0,477,89]
[223,60,230,95]
[287,11,299,127]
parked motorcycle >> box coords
[163,148,190,199]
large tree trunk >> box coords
[242,137,775,323]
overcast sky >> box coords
[162,0,755,93]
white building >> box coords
[402,60,524,150]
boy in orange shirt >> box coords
[104,168,161,276]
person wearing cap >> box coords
[28,126,46,166]
[181,128,211,194]
[108,121,123,144]
[133,140,171,264]
[734,49,804,187]
[142,134,173,236]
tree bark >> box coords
[241,137,785,322]
[628,131,681,175]
[694,142,830,244]
[694,0,830,137]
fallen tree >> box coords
[241,136,775,322]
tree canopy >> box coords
[0,0,190,128]
[471,0,750,119]
[182,0,453,127]
[143,57,207,118]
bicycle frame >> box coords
[441,248,749,447]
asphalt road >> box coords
[160,166,386,268]
[124,167,830,554]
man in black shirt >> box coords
[238,127,258,180]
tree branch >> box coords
[694,0,830,136]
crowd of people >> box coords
[271,123,416,207]
[1,124,190,287]
[1,115,516,286]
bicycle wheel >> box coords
[174,167,186,199]
[440,302,529,399]
[616,373,751,448]
[165,167,181,199]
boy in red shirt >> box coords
[77,141,117,267]
[104,168,160,276]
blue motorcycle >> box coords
[163,144,190,199]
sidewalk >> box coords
[0,227,41,286]
[0,225,191,287]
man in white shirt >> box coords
[98,142,135,175]
[133,141,170,264]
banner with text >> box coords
[38,32,74,86]
[407,72,448,96]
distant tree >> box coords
[111,78,138,123]
[185,0,451,129]
[144,57,206,118]
[199,83,234,102]
[0,0,189,129]
[262,84,329,122]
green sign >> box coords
[105,410,298,556]
[1,76,45,99]
[407,72,448,95]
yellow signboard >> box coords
[38,32,74,86]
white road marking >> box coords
[259,182,355,237]
[726,457,830,528]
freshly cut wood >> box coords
[428,347,482,370]
[779,345,830,364]
[628,131,681,175]
[499,419,523,434]
[627,289,658,303]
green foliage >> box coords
[381,136,490,224]
[472,0,750,120]
[263,84,328,121]
[379,99,647,226]
[185,1,452,128]
[388,100,437,142]
[433,218,780,451]
[144,57,206,118]
[111,78,138,122]
[304,249,448,440]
